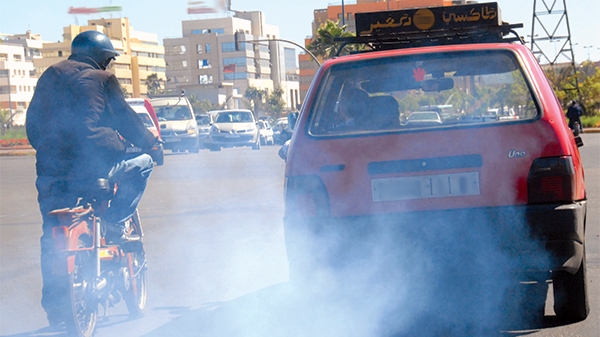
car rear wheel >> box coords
[552,246,589,322]
[252,141,260,150]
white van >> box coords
[150,94,200,153]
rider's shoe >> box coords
[104,222,129,243]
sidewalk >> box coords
[0,145,36,157]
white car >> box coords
[125,98,164,165]
[208,109,260,151]
[258,120,274,145]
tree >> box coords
[188,94,221,114]
[544,61,600,116]
[146,73,166,96]
[265,86,285,120]
[307,20,358,59]
[244,85,266,114]
[0,108,17,136]
[121,85,130,98]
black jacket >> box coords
[26,55,155,183]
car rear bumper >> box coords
[210,134,257,147]
[283,201,586,274]
[162,134,199,150]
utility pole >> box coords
[530,0,581,101]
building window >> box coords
[197,44,203,54]
[205,44,212,53]
[0,70,8,77]
[118,78,132,85]
[166,45,187,55]
[13,54,22,62]
[198,74,213,84]
[0,54,7,61]
[198,59,211,69]
[192,28,224,35]
[224,72,248,80]
[223,57,247,66]
[222,42,236,52]
[17,102,26,109]
[58,51,63,57]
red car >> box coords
[282,2,588,325]
[126,98,164,165]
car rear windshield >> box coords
[154,105,193,121]
[215,111,254,123]
[308,50,539,136]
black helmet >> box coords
[71,31,119,69]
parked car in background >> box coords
[150,94,200,153]
[258,120,275,145]
[208,109,260,151]
[195,114,212,149]
[125,98,164,165]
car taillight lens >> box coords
[284,175,330,217]
[528,156,576,204]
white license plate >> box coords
[126,147,142,153]
[372,172,480,202]
[164,137,181,143]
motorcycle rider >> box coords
[566,100,583,133]
[26,30,157,327]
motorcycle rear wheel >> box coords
[123,210,147,317]
[64,239,98,337]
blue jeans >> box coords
[36,154,153,317]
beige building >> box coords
[34,18,166,98]
[0,43,37,125]
[163,11,300,113]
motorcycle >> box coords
[49,178,147,337]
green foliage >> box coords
[307,20,360,59]
[121,85,130,98]
[146,73,166,96]
[0,126,27,140]
[188,94,221,113]
[243,85,285,120]
[0,108,18,136]
[544,61,600,116]
[581,115,600,128]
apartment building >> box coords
[34,18,166,97]
[0,43,37,125]
[299,0,457,101]
[163,11,300,113]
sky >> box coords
[1,0,599,62]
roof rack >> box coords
[334,2,523,55]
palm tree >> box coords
[146,73,165,96]
[307,20,358,59]
[244,85,266,114]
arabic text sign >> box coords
[356,2,501,36]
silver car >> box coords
[208,109,260,151]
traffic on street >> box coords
[0,135,598,336]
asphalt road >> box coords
[0,136,598,337]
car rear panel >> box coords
[284,43,584,219]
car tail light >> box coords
[528,156,576,204]
[284,175,330,217]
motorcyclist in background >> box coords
[26,30,157,327]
